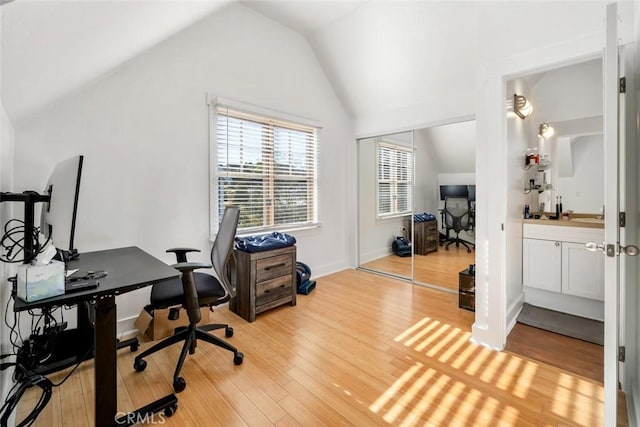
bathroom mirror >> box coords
[537,116,604,214]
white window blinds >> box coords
[377,142,412,218]
[214,105,319,232]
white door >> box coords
[601,3,639,423]
[602,3,620,423]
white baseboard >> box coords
[524,287,604,321]
[359,248,393,264]
[313,261,350,279]
[506,293,525,336]
[117,314,141,340]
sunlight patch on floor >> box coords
[373,316,603,425]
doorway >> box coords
[504,58,606,381]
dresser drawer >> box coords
[256,254,293,282]
[256,276,293,306]
[459,291,475,312]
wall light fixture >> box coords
[539,122,555,139]
[513,94,533,119]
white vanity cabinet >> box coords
[522,238,562,292]
[522,223,604,301]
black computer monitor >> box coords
[40,155,84,259]
[439,184,468,200]
[467,185,476,202]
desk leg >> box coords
[95,295,117,427]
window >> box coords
[377,142,412,218]
[213,104,318,233]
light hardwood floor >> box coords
[17,269,617,426]
[505,323,604,384]
[361,245,475,291]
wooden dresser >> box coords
[231,245,297,322]
[414,221,438,255]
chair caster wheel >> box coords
[467,249,472,253]
[130,342,139,352]
[134,359,147,372]
[445,247,449,251]
[234,352,244,365]
[173,377,186,393]
[225,327,234,338]
[164,403,178,417]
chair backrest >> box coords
[211,206,240,297]
[444,196,471,232]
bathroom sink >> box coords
[571,218,604,224]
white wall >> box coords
[531,59,603,123]
[12,3,355,334]
[413,131,439,215]
[0,102,15,409]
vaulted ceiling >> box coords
[1,0,477,127]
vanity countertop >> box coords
[523,217,604,229]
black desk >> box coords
[14,246,180,426]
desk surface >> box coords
[14,246,180,311]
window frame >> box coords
[376,141,413,219]
[209,97,321,238]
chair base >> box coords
[444,236,475,253]
[134,322,243,393]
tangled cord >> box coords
[0,361,52,427]
[1,297,79,425]
[0,219,50,264]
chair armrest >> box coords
[171,262,212,273]
[166,247,201,263]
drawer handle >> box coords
[264,263,286,271]
[264,284,286,293]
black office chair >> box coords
[133,206,244,393]
[442,196,475,253]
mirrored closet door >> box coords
[357,131,414,281]
[357,120,477,291]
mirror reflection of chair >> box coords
[441,196,475,253]
[133,206,244,393]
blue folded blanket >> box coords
[413,212,436,222]
[235,232,296,253]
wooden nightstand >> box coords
[458,267,475,312]
[414,221,438,255]
[231,245,297,322]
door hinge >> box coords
[620,77,626,93]
[619,212,626,228]
[619,346,626,362]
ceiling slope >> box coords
[1,0,232,124]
